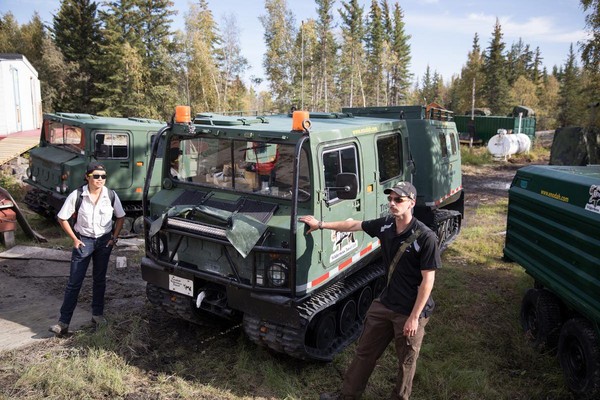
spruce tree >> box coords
[0,12,20,52]
[137,0,180,118]
[558,44,584,126]
[388,3,411,105]
[313,0,338,111]
[338,0,366,107]
[92,10,145,117]
[365,0,384,105]
[52,0,102,113]
[580,0,600,72]
[482,19,511,114]
[580,0,600,102]
[455,33,485,115]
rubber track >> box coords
[24,188,53,218]
[244,263,385,361]
[433,209,461,252]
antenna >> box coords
[301,20,304,110]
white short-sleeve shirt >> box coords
[57,185,126,238]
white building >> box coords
[0,54,42,137]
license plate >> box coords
[169,274,193,297]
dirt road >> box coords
[0,240,145,351]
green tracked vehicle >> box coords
[141,106,464,360]
[505,165,600,396]
[23,113,166,234]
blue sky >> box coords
[0,0,591,88]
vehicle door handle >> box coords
[120,162,129,168]
[353,199,361,211]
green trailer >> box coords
[455,115,536,144]
[23,113,166,234]
[504,164,600,397]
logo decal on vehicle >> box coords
[585,184,600,214]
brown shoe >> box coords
[49,321,69,335]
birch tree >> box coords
[260,0,296,111]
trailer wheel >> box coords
[133,216,145,234]
[520,289,562,351]
[558,318,600,397]
[337,299,357,335]
[313,312,336,350]
[357,286,373,320]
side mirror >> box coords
[333,172,358,200]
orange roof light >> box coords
[292,110,311,132]
[175,106,191,123]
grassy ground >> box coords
[0,154,572,400]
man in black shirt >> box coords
[299,181,441,400]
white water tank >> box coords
[514,133,532,154]
[488,129,519,158]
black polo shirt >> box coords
[362,216,441,317]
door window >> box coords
[95,132,129,159]
[323,145,359,201]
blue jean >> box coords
[59,233,113,324]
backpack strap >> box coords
[74,187,84,214]
[386,227,423,285]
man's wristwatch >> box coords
[318,220,323,230]
[112,236,119,243]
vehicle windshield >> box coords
[43,120,85,154]
[168,136,311,200]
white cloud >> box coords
[406,12,587,44]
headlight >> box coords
[267,262,288,287]
[26,167,31,178]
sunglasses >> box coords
[89,174,107,179]
[387,195,410,204]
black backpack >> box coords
[68,186,116,228]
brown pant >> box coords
[340,299,429,400]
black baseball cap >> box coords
[86,162,106,175]
[384,181,417,200]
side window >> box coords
[377,134,403,182]
[95,132,129,159]
[323,145,359,201]
[450,132,458,155]
[439,132,448,158]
